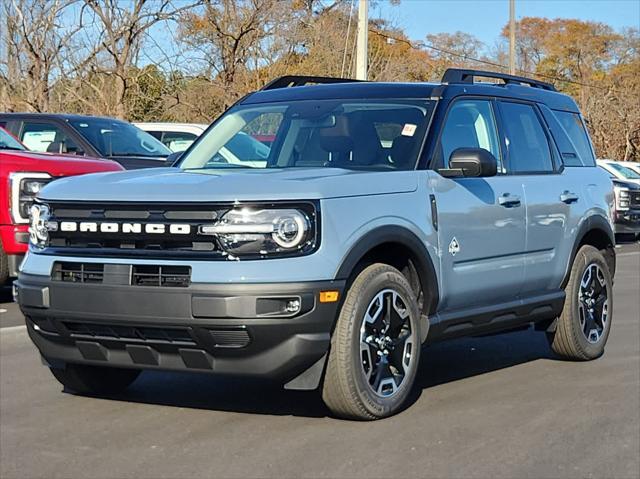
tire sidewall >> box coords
[344,267,421,417]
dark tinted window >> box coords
[553,110,596,166]
[70,119,170,157]
[20,122,83,155]
[500,102,553,173]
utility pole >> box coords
[509,0,516,75]
[356,0,368,80]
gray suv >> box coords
[17,70,616,420]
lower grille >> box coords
[52,262,104,283]
[209,329,251,348]
[62,321,196,346]
[52,262,191,288]
[132,265,191,287]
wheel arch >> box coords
[334,225,439,317]
[562,215,616,288]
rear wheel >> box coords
[322,264,421,420]
[547,245,613,360]
[49,363,140,395]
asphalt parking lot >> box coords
[1,242,638,479]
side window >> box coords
[499,102,553,173]
[553,110,596,166]
[439,100,502,169]
[161,131,198,152]
[20,122,82,155]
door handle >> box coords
[498,193,521,207]
[560,191,579,204]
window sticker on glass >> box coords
[401,123,417,137]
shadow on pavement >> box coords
[86,327,554,419]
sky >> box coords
[375,0,640,48]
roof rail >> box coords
[441,68,556,91]
[261,75,363,91]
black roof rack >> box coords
[261,75,363,91]
[441,68,556,92]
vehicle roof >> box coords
[242,81,580,112]
[134,122,208,131]
[0,112,127,122]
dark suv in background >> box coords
[0,113,172,170]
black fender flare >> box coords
[562,214,616,287]
[334,225,440,316]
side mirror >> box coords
[440,148,498,178]
[164,151,182,167]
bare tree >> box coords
[0,0,81,112]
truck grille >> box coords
[631,192,640,208]
[62,321,196,345]
[45,202,228,258]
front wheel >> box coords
[547,245,613,360]
[322,264,421,420]
[49,363,140,395]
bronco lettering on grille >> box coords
[56,221,191,235]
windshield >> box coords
[179,99,434,171]
[0,128,26,151]
[607,162,640,180]
[70,118,171,157]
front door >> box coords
[430,98,526,311]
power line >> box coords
[368,28,628,94]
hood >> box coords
[39,167,419,202]
[612,178,640,191]
[0,150,123,176]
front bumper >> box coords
[614,210,640,234]
[1,224,27,277]
[16,273,344,385]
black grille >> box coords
[631,192,640,208]
[52,262,104,283]
[62,321,196,345]
[132,265,191,287]
[209,329,251,348]
[46,202,227,257]
[52,262,191,287]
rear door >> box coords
[496,101,572,295]
[431,98,526,311]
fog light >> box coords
[286,299,301,313]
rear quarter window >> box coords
[553,110,596,166]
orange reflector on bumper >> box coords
[319,291,339,303]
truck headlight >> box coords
[199,206,317,257]
[29,203,52,249]
[614,187,631,211]
[9,172,52,223]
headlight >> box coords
[614,187,631,211]
[9,172,52,223]
[29,203,52,249]
[199,206,317,257]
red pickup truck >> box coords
[1,127,123,285]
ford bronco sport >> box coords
[16,69,616,420]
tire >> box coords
[322,263,421,420]
[0,238,8,286]
[547,245,613,360]
[49,363,140,395]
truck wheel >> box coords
[0,238,8,286]
[322,264,421,420]
[547,245,613,360]
[49,363,140,395]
